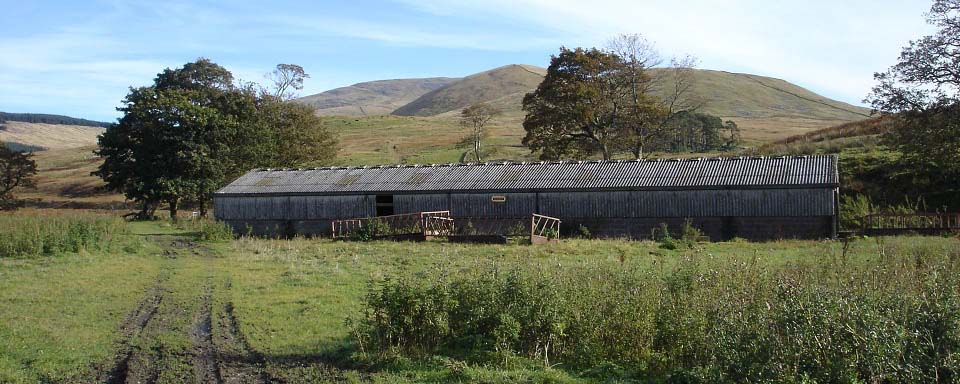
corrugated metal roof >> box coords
[215,155,839,196]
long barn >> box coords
[213,155,839,240]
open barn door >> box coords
[376,195,394,216]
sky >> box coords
[0,0,935,122]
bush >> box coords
[657,220,702,249]
[354,244,960,382]
[175,217,235,241]
[575,224,592,239]
[350,219,391,241]
[507,221,527,237]
[0,211,133,258]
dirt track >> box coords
[93,237,269,384]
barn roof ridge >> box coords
[250,155,831,172]
[226,155,838,195]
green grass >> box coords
[323,115,532,166]
[2,214,958,382]
[0,210,134,258]
[0,220,158,383]
[211,235,960,382]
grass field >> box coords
[0,121,104,150]
[1,211,958,383]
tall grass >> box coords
[354,241,960,382]
[174,217,235,241]
[0,211,132,258]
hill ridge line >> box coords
[735,74,871,118]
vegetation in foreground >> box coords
[357,239,960,382]
[2,213,959,383]
[0,210,133,258]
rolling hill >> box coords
[300,64,872,146]
[1,121,105,151]
[298,77,458,116]
[392,64,547,117]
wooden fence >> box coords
[331,211,454,239]
[531,213,561,244]
[861,212,960,235]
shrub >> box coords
[354,244,960,382]
[657,220,702,249]
[175,217,235,241]
[575,224,592,239]
[350,219,391,241]
[0,211,133,258]
[507,221,527,237]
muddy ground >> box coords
[82,237,341,384]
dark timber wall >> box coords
[213,187,838,240]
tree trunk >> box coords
[136,200,158,220]
[475,129,482,162]
[169,198,179,220]
[199,199,207,218]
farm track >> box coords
[215,290,270,384]
[90,236,272,384]
[97,274,168,384]
[191,285,222,384]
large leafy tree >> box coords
[522,47,626,160]
[606,34,700,159]
[0,145,37,210]
[866,0,960,207]
[522,39,701,160]
[96,58,337,218]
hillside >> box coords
[0,121,105,150]
[14,146,128,209]
[392,64,547,117]
[298,77,458,116]
[0,112,111,128]
[308,64,871,147]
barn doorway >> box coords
[376,195,394,216]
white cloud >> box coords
[391,0,933,105]
[268,14,557,51]
[0,0,935,119]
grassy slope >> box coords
[392,64,547,117]
[0,121,104,150]
[299,77,459,117]
[1,215,957,382]
[324,67,873,164]
[16,146,128,208]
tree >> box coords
[267,64,310,100]
[522,47,626,160]
[0,145,37,210]
[255,97,338,167]
[658,111,739,152]
[95,59,337,219]
[458,103,501,162]
[605,34,702,159]
[866,0,960,207]
[605,34,668,159]
[523,38,702,160]
[867,0,960,112]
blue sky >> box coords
[0,0,933,122]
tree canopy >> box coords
[95,58,337,218]
[0,146,37,210]
[866,0,960,207]
[522,47,626,160]
[522,37,724,160]
[867,0,960,112]
[458,102,501,162]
